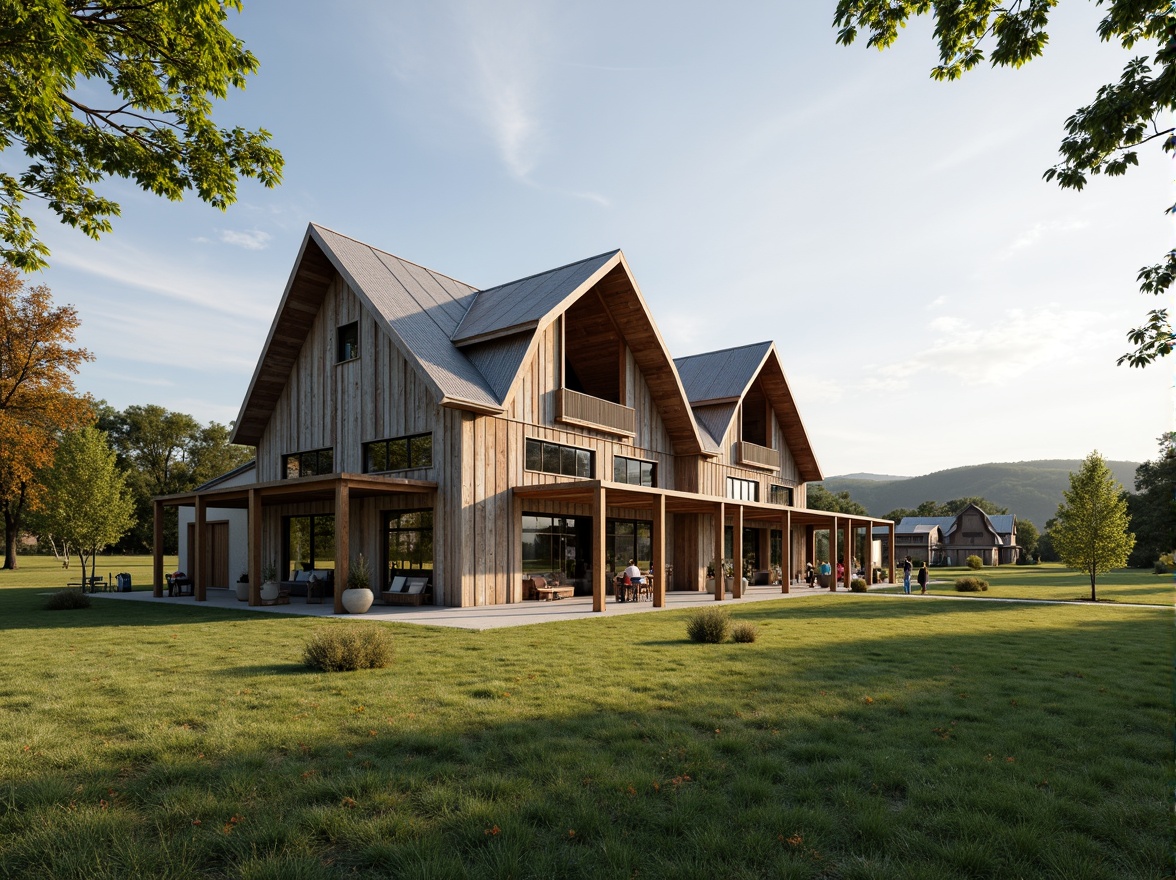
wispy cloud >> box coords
[927,295,948,309]
[219,229,272,250]
[1002,219,1089,257]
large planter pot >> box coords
[724,576,735,592]
[235,581,249,601]
[260,580,279,602]
[705,577,715,593]
[341,587,374,614]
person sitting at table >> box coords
[624,560,644,585]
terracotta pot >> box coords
[341,587,374,614]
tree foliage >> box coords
[0,0,283,270]
[807,484,869,515]
[0,266,92,568]
[37,426,133,584]
[833,1,1176,366]
[1052,451,1135,600]
[1016,518,1040,561]
[883,497,1009,520]
[1126,433,1176,566]
[96,402,252,552]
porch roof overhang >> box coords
[155,473,437,510]
[512,480,895,528]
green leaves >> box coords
[0,0,284,270]
[1052,451,1135,599]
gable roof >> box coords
[896,507,1016,543]
[674,342,822,482]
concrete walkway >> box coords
[94,581,835,630]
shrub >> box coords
[965,555,983,570]
[1155,553,1174,574]
[849,577,868,593]
[954,576,989,592]
[46,589,91,610]
[731,622,758,643]
[303,624,393,671]
[686,606,731,643]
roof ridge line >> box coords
[475,249,621,294]
[674,340,773,363]
[311,222,478,291]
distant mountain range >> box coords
[820,460,1141,528]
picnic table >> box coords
[67,575,108,593]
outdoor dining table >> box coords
[614,574,654,603]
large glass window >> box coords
[613,455,655,487]
[385,510,433,576]
[525,438,593,478]
[726,476,759,501]
[285,515,335,579]
[283,447,334,479]
[522,514,587,582]
[607,518,652,572]
[365,433,433,472]
[770,484,794,506]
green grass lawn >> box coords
[0,582,1169,879]
[0,553,178,591]
[872,563,1172,605]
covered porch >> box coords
[153,472,437,613]
[513,481,896,612]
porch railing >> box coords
[736,440,779,471]
[555,388,636,436]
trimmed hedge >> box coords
[966,555,984,570]
[849,578,868,593]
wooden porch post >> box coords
[248,488,262,607]
[152,500,164,597]
[652,493,666,608]
[863,519,874,586]
[828,516,838,591]
[888,524,896,585]
[843,519,853,589]
[806,524,815,569]
[592,483,606,612]
[334,480,350,614]
[758,526,771,585]
[713,501,725,601]
[194,495,206,601]
[781,509,791,593]
[732,505,743,598]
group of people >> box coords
[802,556,929,594]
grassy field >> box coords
[0,553,178,591]
[871,563,1171,605]
[0,578,1169,878]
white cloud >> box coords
[1003,219,1089,257]
[218,229,272,251]
[927,295,948,309]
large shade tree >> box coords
[0,0,283,270]
[0,266,92,568]
[1126,433,1176,567]
[833,1,1175,366]
[37,426,133,584]
[1052,451,1135,600]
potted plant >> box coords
[705,560,716,594]
[235,572,249,601]
[259,562,279,602]
[341,553,374,614]
[722,559,735,593]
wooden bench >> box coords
[535,584,574,601]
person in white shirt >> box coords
[624,560,644,584]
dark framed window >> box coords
[284,514,335,578]
[613,455,655,487]
[607,518,652,572]
[283,447,334,479]
[336,321,359,362]
[365,433,433,472]
[525,438,593,478]
[726,476,759,502]
[770,484,794,506]
[385,510,433,576]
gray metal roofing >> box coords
[461,331,536,403]
[895,513,1015,536]
[452,251,620,344]
[691,403,737,452]
[674,341,772,404]
[313,226,502,409]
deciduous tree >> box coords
[1052,451,1135,600]
[0,0,283,270]
[0,266,92,568]
[38,426,133,584]
[807,484,869,515]
[1126,433,1176,567]
[833,1,1175,366]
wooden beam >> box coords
[732,505,743,599]
[863,519,873,587]
[152,500,164,598]
[781,508,791,593]
[829,516,838,592]
[842,519,853,591]
[194,495,206,601]
[593,483,606,612]
[888,524,896,586]
[714,501,725,601]
[652,492,666,608]
[248,488,261,607]
[334,480,350,614]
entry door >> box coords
[186,521,230,588]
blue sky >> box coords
[27,1,1171,477]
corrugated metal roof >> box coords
[452,251,620,344]
[988,515,1016,534]
[312,226,502,409]
[674,341,772,404]
[691,403,737,452]
[462,331,536,403]
[895,517,957,534]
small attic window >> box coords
[336,322,358,362]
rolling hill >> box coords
[820,459,1140,528]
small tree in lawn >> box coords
[39,428,134,586]
[1052,451,1135,602]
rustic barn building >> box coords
[157,224,896,611]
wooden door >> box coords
[209,522,229,588]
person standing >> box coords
[902,556,913,594]
[917,561,928,595]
